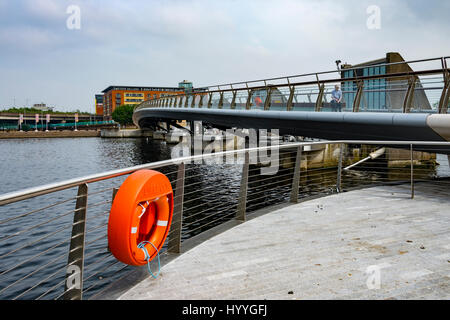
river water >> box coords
[0,137,448,300]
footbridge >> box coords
[133,56,450,153]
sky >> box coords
[0,0,449,113]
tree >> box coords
[111,104,136,125]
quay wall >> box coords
[0,130,100,139]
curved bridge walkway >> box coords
[119,181,450,300]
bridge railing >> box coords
[0,121,116,131]
[135,56,450,114]
[0,140,449,300]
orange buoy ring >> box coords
[107,169,174,266]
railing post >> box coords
[336,144,344,193]
[403,77,416,113]
[112,187,118,201]
[236,152,249,221]
[353,80,364,112]
[218,92,224,109]
[184,95,189,108]
[263,87,273,110]
[207,92,213,108]
[410,144,414,199]
[198,94,204,108]
[191,94,196,108]
[168,162,185,254]
[290,146,302,203]
[245,89,253,110]
[287,85,295,111]
[230,90,237,109]
[315,83,325,112]
[64,183,88,300]
[438,70,450,114]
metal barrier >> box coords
[0,121,115,131]
[0,140,449,300]
[136,56,450,114]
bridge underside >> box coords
[133,108,450,154]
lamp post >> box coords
[46,114,50,132]
[19,114,23,131]
[74,113,78,131]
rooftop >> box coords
[101,85,184,93]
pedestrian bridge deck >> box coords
[118,181,450,300]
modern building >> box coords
[95,94,103,116]
[101,85,184,120]
[178,80,193,94]
[340,52,432,111]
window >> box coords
[125,98,144,102]
[125,93,144,97]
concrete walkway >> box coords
[119,181,450,300]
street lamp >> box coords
[335,60,342,71]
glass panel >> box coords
[186,95,194,107]
[193,95,201,108]
[270,87,288,111]
[291,85,320,111]
[235,91,249,110]
[385,79,408,112]
[210,92,220,109]
[221,92,232,109]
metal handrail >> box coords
[137,68,447,105]
[1,139,450,300]
[201,56,450,90]
[1,140,449,206]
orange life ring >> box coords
[107,169,174,266]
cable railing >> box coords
[135,56,450,114]
[0,140,449,300]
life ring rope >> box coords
[137,240,161,279]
